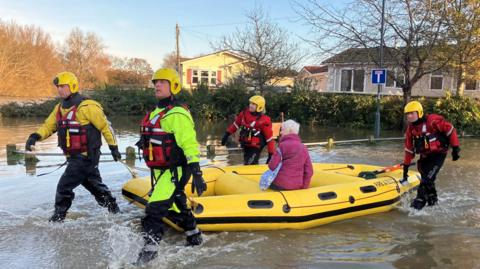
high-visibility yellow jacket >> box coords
[36,99,117,149]
[147,106,200,164]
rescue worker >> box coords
[402,101,460,210]
[221,95,275,165]
[25,71,121,222]
[135,68,207,264]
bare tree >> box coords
[107,56,153,87]
[442,0,480,96]
[216,6,302,91]
[161,51,178,69]
[60,28,110,89]
[0,20,61,97]
[295,0,452,105]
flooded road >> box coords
[0,116,479,269]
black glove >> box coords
[266,153,273,164]
[189,162,207,196]
[400,164,410,185]
[135,136,145,149]
[25,133,41,151]
[109,145,122,161]
[221,132,230,146]
[452,146,460,161]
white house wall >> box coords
[325,64,479,97]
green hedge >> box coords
[0,99,59,117]
[1,83,479,133]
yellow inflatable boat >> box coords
[122,163,420,231]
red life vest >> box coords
[404,114,460,165]
[409,115,452,154]
[238,110,267,149]
[56,106,88,155]
[139,105,185,169]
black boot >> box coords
[97,195,120,214]
[411,197,427,210]
[135,235,160,266]
[426,183,438,206]
[136,245,158,266]
[49,210,66,222]
[107,201,120,214]
[427,193,438,206]
[185,230,203,246]
[411,183,428,210]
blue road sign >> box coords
[371,69,387,84]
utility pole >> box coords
[374,0,386,138]
[176,23,181,82]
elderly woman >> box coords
[268,120,313,190]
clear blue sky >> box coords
[0,0,347,69]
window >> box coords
[192,70,199,84]
[340,70,352,91]
[353,70,365,92]
[200,71,209,84]
[386,70,395,87]
[430,71,443,90]
[210,71,217,85]
[465,79,477,91]
[340,69,364,92]
[385,69,405,88]
[190,69,218,86]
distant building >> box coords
[321,48,479,97]
[180,50,248,90]
[180,50,294,90]
[298,65,328,91]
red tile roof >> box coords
[303,65,328,74]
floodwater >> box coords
[0,116,479,269]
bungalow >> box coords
[298,65,328,91]
[180,50,295,90]
[318,48,480,97]
[180,50,248,90]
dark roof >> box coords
[322,47,400,64]
[302,65,328,74]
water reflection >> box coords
[390,225,438,269]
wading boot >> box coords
[49,210,66,222]
[185,229,203,246]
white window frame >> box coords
[385,69,405,89]
[340,69,353,92]
[353,69,365,92]
[210,70,217,85]
[430,71,444,90]
[191,69,217,86]
[465,79,478,91]
[200,70,210,85]
[192,69,199,84]
[339,68,365,92]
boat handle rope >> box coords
[276,190,291,213]
[384,175,402,194]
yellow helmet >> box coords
[151,68,181,95]
[249,95,266,112]
[53,72,79,93]
[404,101,424,118]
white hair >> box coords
[281,119,300,135]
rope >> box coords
[36,161,68,177]
[12,136,409,157]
